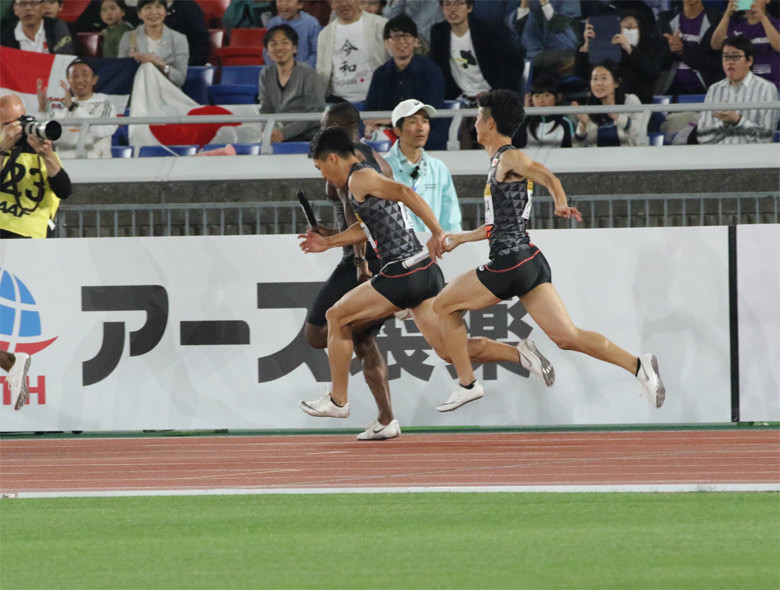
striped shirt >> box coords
[697,72,779,144]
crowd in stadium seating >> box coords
[1,0,778,156]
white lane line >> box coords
[3,483,779,498]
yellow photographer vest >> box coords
[0,151,63,239]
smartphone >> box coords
[736,0,753,10]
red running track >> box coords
[1,430,778,494]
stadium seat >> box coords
[196,0,230,27]
[650,95,672,132]
[352,101,365,111]
[203,143,262,154]
[365,139,390,152]
[208,84,257,104]
[648,132,664,146]
[214,46,264,66]
[676,94,706,103]
[138,145,198,157]
[271,142,310,154]
[77,32,101,57]
[220,65,264,86]
[182,66,216,105]
[775,130,780,143]
[230,27,267,47]
[111,146,133,158]
[58,0,91,23]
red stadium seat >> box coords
[195,0,230,27]
[58,0,91,23]
[229,27,266,48]
[214,46,264,66]
[77,32,101,57]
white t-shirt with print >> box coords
[449,29,490,98]
[330,17,374,102]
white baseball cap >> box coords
[391,99,437,128]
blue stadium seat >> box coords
[676,94,706,103]
[138,145,198,157]
[351,101,365,111]
[182,65,216,105]
[208,84,257,104]
[111,146,133,158]
[271,141,310,154]
[220,65,264,86]
[202,142,262,155]
[650,95,672,132]
[648,132,664,146]
[365,139,390,152]
[775,130,780,143]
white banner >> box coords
[737,224,780,422]
[0,227,732,432]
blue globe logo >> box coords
[0,267,57,354]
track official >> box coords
[0,94,72,238]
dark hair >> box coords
[439,0,474,6]
[66,58,95,76]
[530,71,560,96]
[322,102,362,132]
[477,89,525,137]
[383,14,417,39]
[722,36,754,61]
[264,24,298,48]
[586,60,626,124]
[309,127,356,160]
[101,0,127,10]
[137,0,166,11]
[619,10,657,51]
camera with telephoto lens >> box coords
[17,115,62,141]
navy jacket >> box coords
[429,15,525,100]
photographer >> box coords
[0,93,72,239]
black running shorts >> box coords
[476,244,552,300]
[307,258,383,326]
[371,255,445,309]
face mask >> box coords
[623,28,639,46]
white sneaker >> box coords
[637,353,665,408]
[299,393,350,418]
[394,308,413,320]
[7,353,31,411]
[357,419,401,440]
[436,381,485,412]
[517,340,554,386]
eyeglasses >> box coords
[722,53,746,62]
[441,0,466,8]
[14,0,42,7]
[388,33,414,41]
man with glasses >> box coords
[0,0,73,54]
[0,93,72,239]
[363,15,447,149]
[696,36,779,144]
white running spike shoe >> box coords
[357,419,401,440]
[517,340,554,387]
[637,353,665,408]
[7,353,31,411]
[436,381,485,412]
[299,393,350,418]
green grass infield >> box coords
[1,492,778,589]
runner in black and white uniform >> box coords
[303,103,401,440]
[434,89,666,412]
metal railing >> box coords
[54,192,779,238]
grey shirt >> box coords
[118,25,189,87]
[258,62,326,142]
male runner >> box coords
[433,89,666,411]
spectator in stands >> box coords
[696,36,779,143]
[118,0,189,87]
[361,0,385,14]
[363,15,447,149]
[657,0,723,95]
[383,99,462,232]
[263,0,320,68]
[576,9,661,102]
[100,0,133,57]
[162,0,209,66]
[430,0,525,103]
[471,0,520,29]
[710,0,780,88]
[513,0,582,76]
[513,71,574,147]
[259,24,326,142]
[382,0,443,49]
[37,59,117,158]
[1,0,74,54]
[572,60,649,146]
[41,0,60,19]
[316,0,389,103]
[75,0,138,33]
